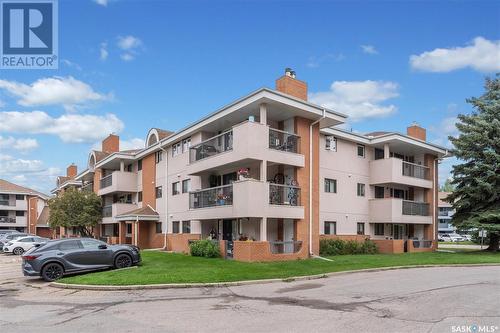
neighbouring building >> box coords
[61,69,449,260]
[0,179,50,237]
[438,191,455,234]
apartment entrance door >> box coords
[222,219,233,258]
[393,224,405,240]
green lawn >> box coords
[59,250,500,286]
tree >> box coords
[447,75,500,251]
[440,178,455,192]
[48,188,102,237]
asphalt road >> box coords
[0,254,499,333]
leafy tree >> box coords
[447,75,500,251]
[48,188,102,237]
[440,178,455,192]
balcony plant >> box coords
[237,168,250,180]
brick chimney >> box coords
[66,164,77,178]
[276,68,308,101]
[407,122,426,141]
[102,134,120,153]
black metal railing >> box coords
[402,161,429,180]
[412,240,433,248]
[269,241,302,254]
[189,130,233,163]
[189,184,233,209]
[269,128,300,153]
[269,184,301,206]
[0,216,16,223]
[402,200,430,216]
[100,174,113,189]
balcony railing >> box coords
[269,241,303,254]
[269,128,300,154]
[402,161,429,180]
[0,200,10,206]
[102,205,112,218]
[0,216,16,223]
[82,182,93,192]
[269,183,301,206]
[100,174,113,189]
[402,200,429,216]
[411,240,433,248]
[189,184,233,209]
[189,130,233,163]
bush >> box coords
[190,240,220,258]
[320,239,378,256]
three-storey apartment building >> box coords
[61,69,448,261]
[0,179,50,236]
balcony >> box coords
[188,179,304,220]
[370,158,432,188]
[82,182,94,192]
[369,198,432,224]
[98,171,138,196]
[0,216,15,224]
[102,202,138,223]
[186,121,304,175]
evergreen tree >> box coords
[447,75,500,251]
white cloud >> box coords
[100,42,108,61]
[0,135,39,153]
[94,0,108,6]
[410,37,500,73]
[306,53,345,68]
[429,116,460,148]
[117,35,143,61]
[13,174,27,182]
[0,154,45,174]
[121,138,145,150]
[61,59,82,71]
[0,111,124,143]
[309,80,399,121]
[361,45,378,55]
[0,76,112,111]
[120,53,134,61]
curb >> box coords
[49,263,500,291]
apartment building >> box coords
[0,179,50,237]
[438,192,455,234]
[62,69,448,260]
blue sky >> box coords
[0,0,499,194]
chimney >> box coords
[66,164,77,178]
[102,134,120,153]
[275,68,308,100]
[407,122,426,141]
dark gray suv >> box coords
[22,238,141,281]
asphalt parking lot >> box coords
[0,254,499,333]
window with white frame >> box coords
[357,222,365,235]
[182,179,190,193]
[357,183,365,197]
[155,186,162,198]
[155,151,163,163]
[324,221,337,235]
[172,221,180,234]
[172,182,180,195]
[325,136,337,152]
[182,137,191,152]
[172,142,181,157]
[357,144,365,158]
[374,223,384,236]
[182,221,191,233]
[324,178,337,193]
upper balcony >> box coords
[369,158,432,188]
[188,179,304,220]
[102,202,138,223]
[369,198,432,224]
[0,216,27,226]
[0,196,27,210]
[186,121,305,175]
[98,171,138,196]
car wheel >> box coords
[42,263,64,282]
[114,253,132,269]
[12,247,24,255]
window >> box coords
[324,178,337,193]
[59,240,83,251]
[325,136,337,152]
[138,159,142,171]
[172,182,180,195]
[81,239,102,249]
[155,222,162,233]
[324,221,336,235]
[182,221,191,233]
[138,191,143,202]
[374,148,384,160]
[375,186,385,199]
[182,138,191,152]
[155,186,163,198]
[357,223,365,235]
[172,142,181,157]
[155,151,163,163]
[357,183,365,197]
[172,221,180,234]
[15,194,24,200]
[182,179,190,193]
[15,211,24,216]
[374,223,384,236]
[126,223,132,234]
[20,237,34,242]
[357,144,365,157]
[126,164,132,172]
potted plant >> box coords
[237,168,250,180]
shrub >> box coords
[190,240,220,258]
[320,239,378,256]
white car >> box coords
[441,233,464,242]
[3,236,49,255]
[460,234,472,241]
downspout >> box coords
[159,145,169,250]
[309,109,326,256]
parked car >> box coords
[460,234,472,241]
[0,230,22,237]
[22,238,141,281]
[3,236,49,255]
[441,233,464,242]
[0,233,28,248]
[437,234,445,242]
